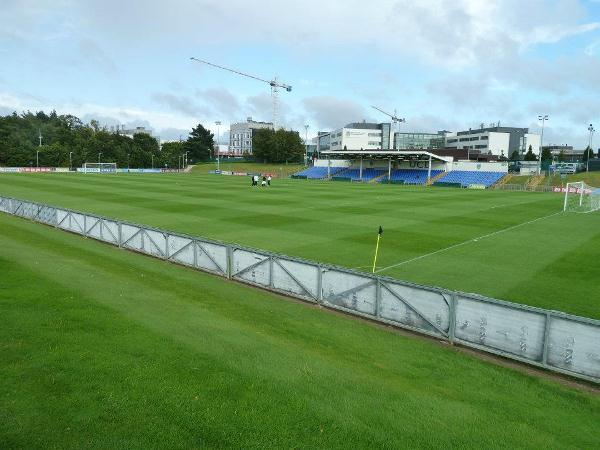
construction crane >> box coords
[371,105,405,130]
[190,57,292,130]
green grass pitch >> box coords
[1,172,599,448]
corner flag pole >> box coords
[372,226,383,273]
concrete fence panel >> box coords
[379,280,450,338]
[167,234,195,267]
[195,240,227,275]
[321,269,377,316]
[546,317,600,380]
[121,223,144,252]
[271,257,320,302]
[231,248,270,287]
[454,294,546,362]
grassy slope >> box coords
[1,213,599,449]
[507,172,600,186]
[0,173,599,319]
[192,162,303,177]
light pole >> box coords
[38,128,42,147]
[69,151,73,170]
[588,124,595,172]
[215,121,221,172]
[538,115,548,175]
[184,151,189,168]
[36,150,39,168]
[98,152,102,163]
[304,124,309,166]
[127,153,130,170]
[151,154,154,169]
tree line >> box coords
[249,128,305,163]
[510,145,597,162]
[0,111,214,168]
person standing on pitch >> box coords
[261,176,267,187]
[267,175,271,186]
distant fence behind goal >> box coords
[1,194,599,384]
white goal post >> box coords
[563,181,600,213]
[82,162,117,174]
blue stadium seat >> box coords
[378,169,443,185]
[293,166,346,179]
[433,171,506,188]
[333,168,385,181]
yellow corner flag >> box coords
[372,226,383,273]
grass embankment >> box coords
[1,213,599,448]
[192,162,304,177]
[508,172,600,186]
[0,173,598,319]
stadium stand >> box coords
[433,171,506,188]
[379,169,443,185]
[293,166,346,179]
[333,168,385,182]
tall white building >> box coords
[229,117,273,155]
[318,122,393,151]
[444,127,541,158]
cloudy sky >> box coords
[1,0,600,146]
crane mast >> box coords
[190,57,292,129]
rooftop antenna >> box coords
[190,57,292,130]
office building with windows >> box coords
[319,122,393,151]
[229,117,273,155]
[444,127,540,158]
[394,132,445,150]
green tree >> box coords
[159,142,185,169]
[184,124,213,163]
[582,146,594,162]
[541,147,552,162]
[510,150,520,161]
[523,145,537,161]
[251,128,304,163]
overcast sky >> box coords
[1,0,600,146]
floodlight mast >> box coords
[190,57,292,130]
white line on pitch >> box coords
[374,210,563,274]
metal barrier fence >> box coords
[1,194,599,384]
[494,183,556,193]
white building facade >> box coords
[229,117,273,155]
[319,123,393,151]
[445,127,541,158]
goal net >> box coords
[563,181,600,213]
[82,162,117,174]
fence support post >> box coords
[542,312,552,366]
[375,279,381,317]
[269,256,274,287]
[83,215,87,237]
[317,266,323,305]
[226,245,233,279]
[118,222,122,248]
[448,293,457,345]
[164,234,169,260]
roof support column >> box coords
[359,156,363,181]
[327,158,331,178]
[388,157,391,183]
[427,154,432,185]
